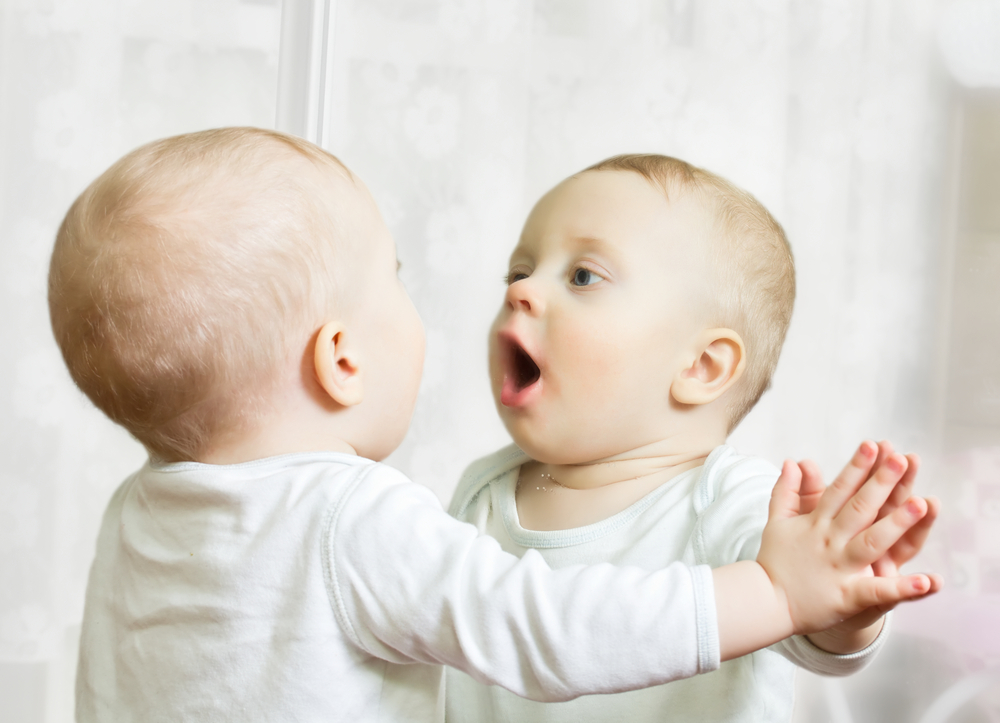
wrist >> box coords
[713,561,796,661]
[806,618,885,655]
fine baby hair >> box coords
[48,128,354,462]
[583,154,795,428]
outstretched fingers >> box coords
[769,459,804,521]
[924,572,946,595]
[871,440,894,478]
[796,460,826,515]
[845,496,928,566]
[829,453,909,539]
[845,572,936,613]
[875,449,920,523]
[814,441,880,519]
[873,495,941,576]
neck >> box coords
[196,383,359,465]
[516,432,725,531]
[197,422,357,465]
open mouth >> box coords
[499,336,543,407]
[510,343,540,391]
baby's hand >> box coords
[801,441,942,652]
[866,441,941,584]
[757,442,939,637]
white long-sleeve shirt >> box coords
[77,452,722,723]
[445,445,889,723]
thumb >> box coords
[768,460,804,521]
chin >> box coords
[501,419,582,466]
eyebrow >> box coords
[507,233,622,265]
[571,235,612,250]
[567,234,624,265]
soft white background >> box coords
[1,0,998,720]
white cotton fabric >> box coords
[76,452,721,723]
[445,444,890,723]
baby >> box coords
[49,130,936,723]
[446,155,941,722]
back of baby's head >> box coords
[584,155,795,430]
[49,127,354,461]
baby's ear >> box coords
[313,321,364,407]
[670,328,745,406]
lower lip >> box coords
[500,375,543,408]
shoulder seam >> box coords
[691,446,732,564]
[321,462,382,651]
[449,445,525,519]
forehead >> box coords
[515,170,713,270]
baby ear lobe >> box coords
[314,321,364,407]
[670,329,746,406]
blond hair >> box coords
[583,154,795,429]
[49,127,354,461]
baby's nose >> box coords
[505,280,542,314]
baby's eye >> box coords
[570,267,604,287]
[506,270,530,285]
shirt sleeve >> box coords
[323,464,720,702]
[770,616,890,676]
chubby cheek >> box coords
[381,298,425,410]
[552,323,666,441]
[554,320,631,399]
[404,310,426,401]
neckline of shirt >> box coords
[148,450,369,474]
[497,462,706,549]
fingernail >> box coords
[860,441,875,457]
[906,498,922,515]
[888,455,905,473]
[913,576,928,593]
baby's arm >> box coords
[329,465,719,701]
[327,457,935,700]
[712,444,939,661]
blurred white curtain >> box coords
[2,0,998,721]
